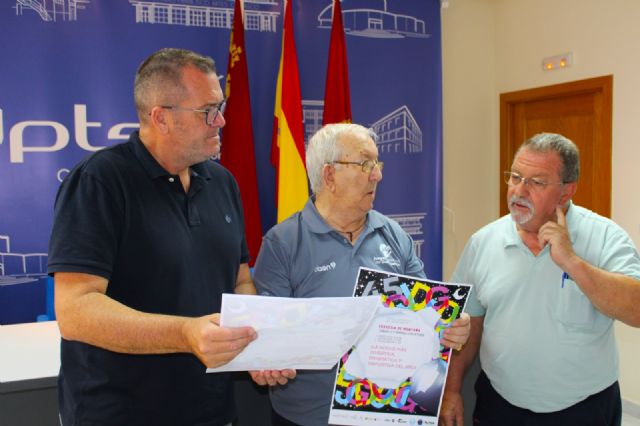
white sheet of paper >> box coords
[206,294,380,373]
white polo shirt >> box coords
[453,203,640,412]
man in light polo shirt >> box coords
[252,123,471,426]
[440,133,640,426]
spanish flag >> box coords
[271,0,308,223]
[220,0,263,265]
[323,0,352,125]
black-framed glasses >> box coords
[159,99,226,125]
[333,159,384,173]
[503,171,564,192]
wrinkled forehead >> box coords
[180,66,223,104]
[337,130,377,157]
[512,147,563,175]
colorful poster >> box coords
[329,267,471,426]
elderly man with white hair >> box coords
[252,123,470,426]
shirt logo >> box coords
[373,243,400,267]
[314,261,336,273]
[225,215,232,223]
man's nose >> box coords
[212,111,226,128]
[370,166,383,182]
[512,180,531,196]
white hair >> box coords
[306,123,377,193]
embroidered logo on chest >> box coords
[373,243,401,267]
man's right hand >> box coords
[439,390,464,426]
[183,313,257,368]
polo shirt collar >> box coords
[301,196,383,234]
[130,131,211,182]
[301,197,333,234]
[564,201,579,242]
[504,219,520,248]
[367,209,386,229]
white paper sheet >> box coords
[206,294,380,372]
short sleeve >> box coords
[599,226,640,280]
[253,233,294,297]
[48,164,123,280]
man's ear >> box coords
[560,181,577,204]
[149,106,170,134]
[322,163,336,192]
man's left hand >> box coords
[440,312,470,351]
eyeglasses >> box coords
[158,99,226,125]
[503,171,565,192]
[332,159,384,173]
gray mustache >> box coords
[509,196,533,211]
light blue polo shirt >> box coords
[453,202,640,412]
[253,197,425,426]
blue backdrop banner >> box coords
[0,0,442,324]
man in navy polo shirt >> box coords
[48,48,266,425]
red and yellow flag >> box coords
[322,0,352,125]
[220,0,263,265]
[271,0,308,223]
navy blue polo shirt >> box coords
[48,131,248,426]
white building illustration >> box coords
[129,0,279,32]
[301,99,325,145]
[317,0,428,39]
[387,213,426,257]
[14,0,90,21]
[0,234,48,286]
[301,102,423,155]
[370,105,422,154]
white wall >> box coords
[442,0,498,279]
[442,0,640,406]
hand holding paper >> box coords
[184,313,256,368]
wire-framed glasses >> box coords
[503,171,565,192]
[333,159,384,173]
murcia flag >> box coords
[323,0,352,125]
[220,0,263,265]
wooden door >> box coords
[500,75,612,217]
